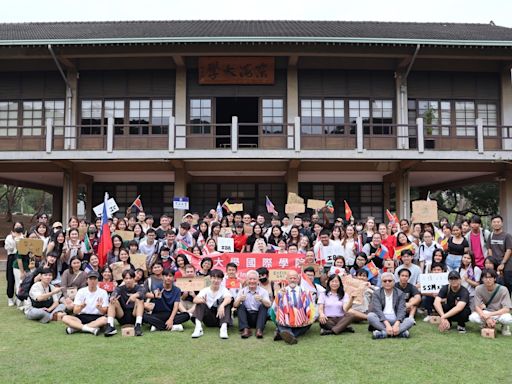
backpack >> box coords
[16,271,37,301]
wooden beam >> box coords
[288,55,299,66]
[424,173,499,191]
[0,176,61,193]
[51,160,74,171]
[172,55,185,67]
[288,159,301,169]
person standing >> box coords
[488,215,512,294]
[465,215,490,269]
[4,222,25,306]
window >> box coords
[129,99,150,135]
[0,102,18,137]
[349,100,370,134]
[262,99,283,134]
[371,100,392,134]
[477,103,498,136]
[301,99,344,134]
[44,100,65,135]
[105,100,125,135]
[151,99,173,135]
[81,100,103,134]
[22,101,43,136]
[455,101,475,136]
[189,99,211,134]
[418,100,450,136]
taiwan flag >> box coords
[97,192,112,268]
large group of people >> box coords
[3,207,512,343]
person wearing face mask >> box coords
[4,221,25,306]
[256,267,275,301]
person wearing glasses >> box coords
[368,272,414,339]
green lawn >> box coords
[0,275,510,384]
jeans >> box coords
[446,254,462,271]
[25,304,65,323]
[367,312,414,336]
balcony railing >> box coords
[0,117,510,153]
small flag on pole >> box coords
[130,195,143,212]
[344,200,353,221]
[222,199,231,213]
[216,202,223,220]
[325,200,334,214]
[265,196,278,215]
[97,192,112,268]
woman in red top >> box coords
[378,223,396,261]
[232,223,248,252]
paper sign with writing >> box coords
[307,199,326,210]
[130,253,147,271]
[230,203,244,213]
[341,275,367,305]
[269,269,293,282]
[217,237,234,252]
[199,57,275,85]
[419,272,448,294]
[17,238,44,256]
[93,198,119,218]
[411,200,438,224]
[111,262,128,281]
[175,277,207,292]
[285,203,305,214]
[116,230,134,242]
[287,192,304,204]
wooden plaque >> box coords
[199,57,274,85]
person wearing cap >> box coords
[368,272,414,339]
[104,269,145,337]
[61,271,109,336]
[25,268,65,323]
[433,270,471,333]
[469,268,512,336]
[51,221,63,236]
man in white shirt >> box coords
[234,270,271,339]
[313,229,344,268]
[191,269,232,339]
[395,250,422,285]
[25,268,65,323]
[61,271,109,335]
[138,228,159,267]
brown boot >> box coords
[241,328,252,338]
[256,329,264,339]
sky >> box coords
[1,0,511,27]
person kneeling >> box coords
[191,269,232,339]
[318,274,356,335]
[104,270,145,337]
[143,269,190,332]
[233,270,271,339]
[61,271,108,335]
[368,272,414,339]
[434,270,471,333]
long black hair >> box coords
[326,273,345,300]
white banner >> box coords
[419,272,449,294]
[217,237,234,252]
[93,198,119,218]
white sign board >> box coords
[93,198,119,218]
[419,272,449,294]
[173,197,190,210]
[217,237,234,252]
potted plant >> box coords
[422,107,436,135]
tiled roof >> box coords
[1,20,512,44]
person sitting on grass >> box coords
[368,272,414,339]
[25,268,66,323]
[233,270,271,339]
[469,268,512,336]
[61,271,108,336]
[272,270,315,345]
[422,262,446,322]
[348,269,377,321]
[317,274,356,336]
[143,262,164,313]
[143,269,190,332]
[433,270,471,334]
[394,249,421,286]
[395,268,421,322]
[104,270,145,337]
[191,269,232,339]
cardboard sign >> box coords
[269,269,293,282]
[285,203,305,214]
[130,253,147,271]
[93,198,119,218]
[173,197,190,210]
[307,199,326,210]
[225,278,240,289]
[219,227,233,237]
[411,200,438,224]
[78,227,88,241]
[17,238,44,256]
[481,328,495,339]
[230,203,244,213]
[122,325,135,337]
[419,272,448,294]
[217,237,234,252]
[175,277,207,292]
[116,230,134,242]
[111,262,127,281]
[341,275,367,305]
[287,192,304,204]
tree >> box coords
[0,185,24,222]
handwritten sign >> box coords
[287,192,304,204]
[93,198,119,218]
[116,230,134,242]
[285,203,305,214]
[419,272,448,294]
[307,199,326,210]
[341,275,367,305]
[130,253,147,271]
[217,237,234,252]
[412,200,438,224]
[199,57,275,85]
[111,262,128,281]
[175,277,207,292]
[269,269,293,282]
[17,238,44,256]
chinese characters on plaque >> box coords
[198,57,275,85]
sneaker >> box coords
[134,324,143,336]
[65,327,78,335]
[91,328,100,336]
[171,324,184,332]
[372,330,385,340]
[150,326,158,332]
[423,316,431,323]
[320,329,334,336]
[104,325,118,337]
[219,327,229,339]
[399,330,410,338]
[502,325,511,336]
[191,328,203,338]
[456,326,466,334]
[7,298,14,307]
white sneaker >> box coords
[66,327,79,335]
[150,326,157,332]
[171,324,184,332]
[7,298,14,307]
[219,327,229,339]
[423,316,431,323]
[502,325,511,336]
[191,328,203,338]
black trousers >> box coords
[503,271,512,295]
[143,311,190,331]
[237,303,268,331]
[6,254,16,299]
[442,303,471,326]
[194,303,232,327]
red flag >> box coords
[386,209,395,224]
[97,193,112,267]
[130,195,143,212]
[344,200,353,221]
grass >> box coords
[0,274,510,384]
